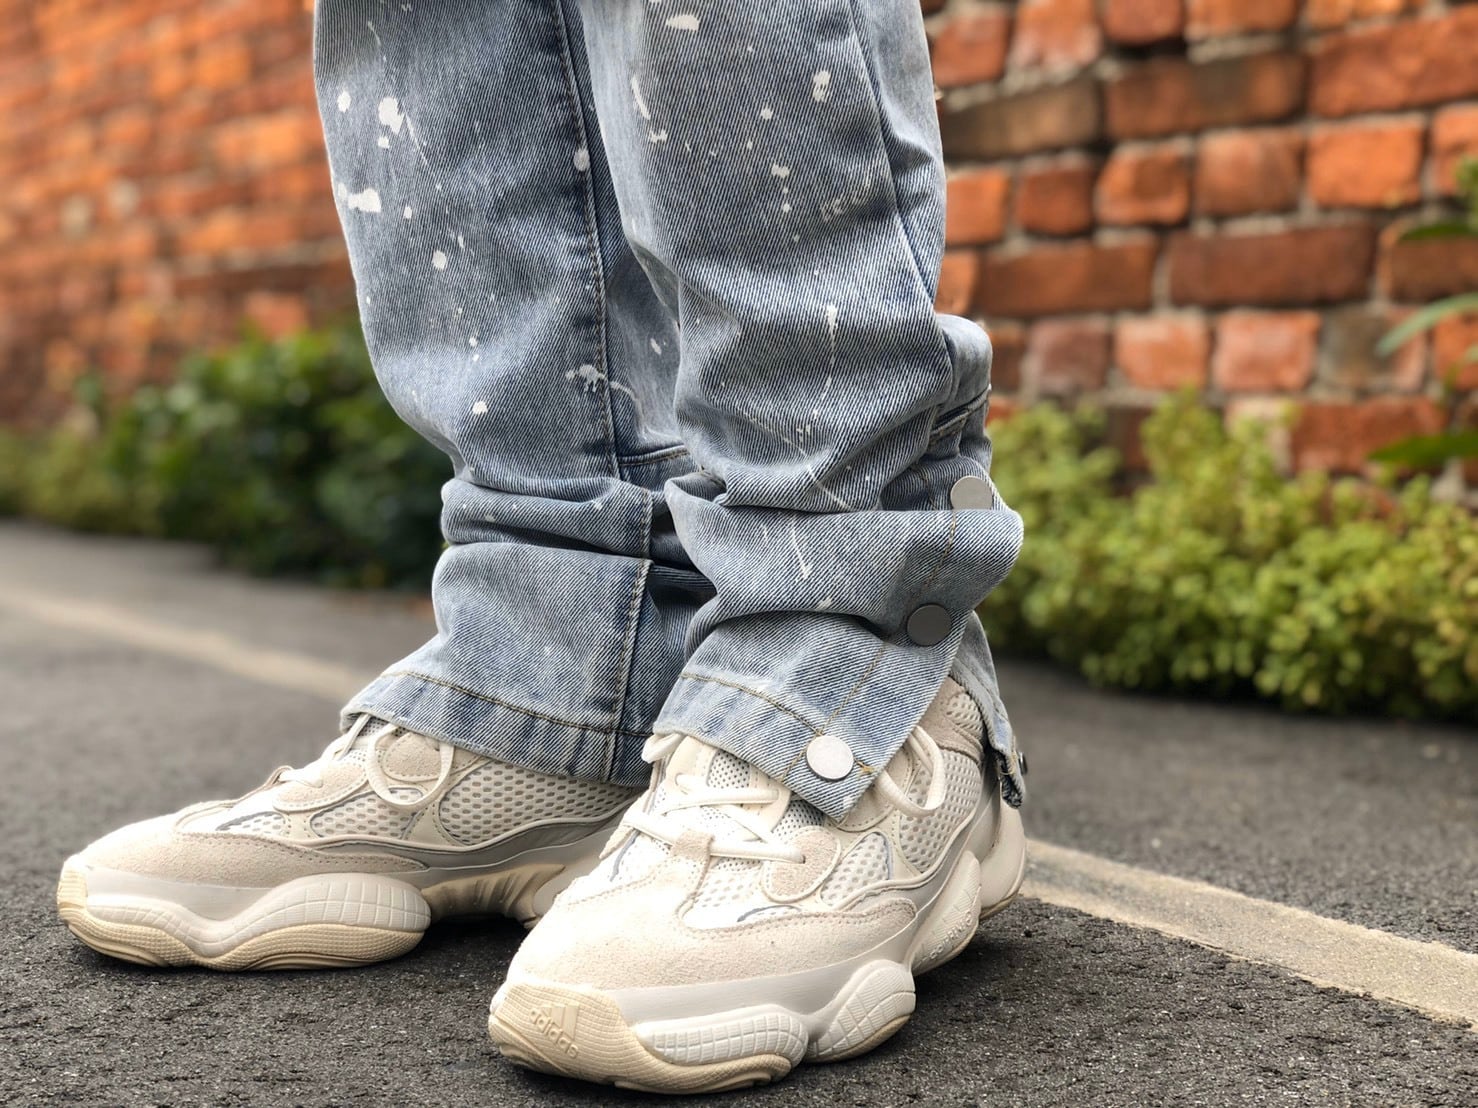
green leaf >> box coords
[1377,293,1478,354]
[1396,220,1478,242]
[1369,431,1478,467]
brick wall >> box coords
[932,0,1478,471]
[3,1,1476,474]
[0,0,347,425]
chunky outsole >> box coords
[57,824,621,971]
[486,803,1026,1094]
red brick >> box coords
[940,76,1101,159]
[1014,157,1097,236]
[937,250,982,316]
[1115,316,1211,389]
[978,239,1159,317]
[1311,10,1478,117]
[1101,0,1183,45]
[1305,0,1419,30]
[243,291,310,339]
[1105,405,1153,471]
[1321,306,1427,393]
[1169,225,1377,307]
[1106,54,1306,141]
[1433,312,1478,389]
[930,8,1011,89]
[1213,312,1321,392]
[987,321,1027,392]
[1194,130,1304,217]
[945,168,1011,247]
[1095,145,1190,227]
[1186,0,1298,39]
[1025,318,1111,395]
[985,396,1021,425]
[1291,398,1445,472]
[1308,121,1424,209]
[1380,226,1478,301]
[1431,106,1478,198]
[1010,0,1102,72]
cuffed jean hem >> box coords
[652,612,1023,821]
[342,670,653,786]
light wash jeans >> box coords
[313,0,1024,819]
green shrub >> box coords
[983,397,1478,722]
[0,324,447,589]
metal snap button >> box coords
[949,475,994,510]
[805,734,854,781]
[906,604,952,646]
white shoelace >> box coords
[622,725,949,865]
[277,715,455,813]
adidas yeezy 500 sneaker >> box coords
[487,677,1026,1093]
[57,716,640,970]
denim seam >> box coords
[841,0,941,307]
[371,668,650,737]
[550,0,620,478]
[840,0,962,453]
[620,443,691,468]
[603,491,655,778]
[674,671,822,731]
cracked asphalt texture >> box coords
[2,523,1474,1106]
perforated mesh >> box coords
[437,762,635,845]
[310,791,419,839]
[820,832,892,903]
[706,752,751,791]
[219,812,288,837]
[773,798,825,841]
[942,690,984,739]
[898,751,982,870]
[689,857,760,912]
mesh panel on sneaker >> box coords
[437,762,633,845]
[897,751,982,870]
[773,797,825,840]
[942,690,984,738]
[820,832,892,903]
[706,751,751,791]
[310,790,420,838]
[689,857,761,913]
[218,812,288,837]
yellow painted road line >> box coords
[1025,842,1478,1029]
[0,588,365,704]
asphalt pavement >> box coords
[1,522,1474,1107]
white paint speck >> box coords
[771,163,790,178]
[376,136,390,148]
[760,106,774,120]
[347,187,382,213]
[469,334,479,347]
[782,202,791,212]
[471,400,488,415]
[567,364,603,389]
[817,597,833,611]
[812,70,832,102]
[403,205,413,219]
[336,90,351,112]
[648,129,669,143]
[665,13,699,30]
[649,338,663,354]
[630,75,651,120]
[377,96,405,134]
[457,233,466,250]
[573,146,590,172]
[432,249,448,270]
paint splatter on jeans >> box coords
[315,0,1023,818]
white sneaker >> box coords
[57,717,640,970]
[486,677,1026,1094]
